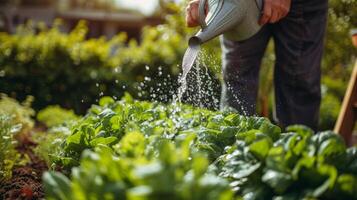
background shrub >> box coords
[0,21,128,113]
[37,105,79,128]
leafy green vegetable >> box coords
[44,141,233,200]
[0,114,22,180]
[43,96,357,200]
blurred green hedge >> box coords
[0,16,192,113]
[0,21,123,113]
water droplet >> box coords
[115,80,119,84]
[114,67,121,73]
[145,65,150,70]
[0,70,5,77]
[96,83,99,87]
[10,124,22,133]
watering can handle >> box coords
[198,0,207,29]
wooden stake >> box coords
[334,60,357,145]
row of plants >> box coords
[41,94,357,200]
[0,114,22,180]
[0,94,84,199]
[0,94,80,182]
[0,94,35,181]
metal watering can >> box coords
[188,0,264,46]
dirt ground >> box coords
[0,133,47,200]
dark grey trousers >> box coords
[220,0,328,130]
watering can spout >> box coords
[190,0,263,46]
[188,35,202,47]
[189,27,226,46]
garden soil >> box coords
[0,133,47,200]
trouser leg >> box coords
[220,27,271,115]
[273,0,328,130]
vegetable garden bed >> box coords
[1,94,357,200]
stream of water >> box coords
[109,42,223,112]
[176,44,201,103]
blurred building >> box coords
[0,0,163,40]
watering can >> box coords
[188,0,264,46]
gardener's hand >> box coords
[186,0,208,27]
[259,0,291,25]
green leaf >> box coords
[99,96,115,107]
[89,137,118,147]
[311,164,338,197]
[223,114,241,126]
[249,137,272,160]
[285,125,314,137]
[64,132,89,153]
[222,161,261,180]
[122,92,134,103]
[116,131,146,157]
[262,170,293,194]
[43,171,72,200]
[317,133,346,157]
[242,183,272,200]
[193,156,209,177]
[236,130,262,144]
[110,115,123,130]
[346,147,357,174]
[259,121,281,141]
[220,126,239,139]
[332,174,357,199]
